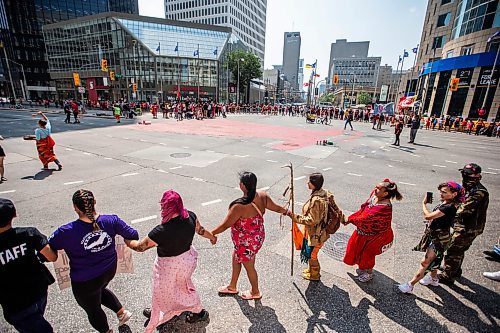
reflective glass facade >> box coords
[452,0,499,39]
[43,13,239,102]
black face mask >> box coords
[462,175,480,189]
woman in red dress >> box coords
[343,179,402,282]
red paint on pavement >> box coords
[125,118,363,150]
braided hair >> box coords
[72,190,99,232]
[229,172,257,208]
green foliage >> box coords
[357,92,372,105]
[319,92,335,103]
[226,49,262,97]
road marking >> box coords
[157,169,167,173]
[169,166,182,170]
[371,150,377,154]
[183,146,190,149]
[361,144,367,146]
[445,160,458,164]
[140,139,147,142]
[488,168,500,171]
[388,164,394,168]
[64,180,84,185]
[206,150,215,153]
[104,157,113,160]
[202,199,222,206]
[159,142,166,145]
[122,172,139,177]
[344,161,352,164]
[399,181,416,186]
[353,154,365,158]
[432,164,447,168]
[294,176,306,180]
[129,162,138,166]
[390,159,403,163]
[83,152,93,156]
[411,154,421,157]
[192,177,205,182]
[347,173,362,177]
[483,171,498,175]
[449,143,456,146]
[265,150,274,153]
[123,137,129,140]
[234,154,249,158]
[131,215,157,224]
[0,190,16,194]
[304,166,316,169]
[258,186,270,191]
[382,149,390,152]
[266,160,278,163]
[322,167,333,171]
[65,148,73,151]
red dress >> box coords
[343,195,394,270]
[231,214,265,263]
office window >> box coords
[432,35,446,49]
[437,12,451,27]
[441,0,453,4]
[460,45,474,56]
[446,50,454,58]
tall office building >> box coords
[410,0,499,120]
[0,0,138,99]
[328,39,381,88]
[164,0,267,60]
[281,32,301,91]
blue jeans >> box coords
[4,291,53,333]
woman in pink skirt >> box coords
[127,190,216,331]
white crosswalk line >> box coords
[122,172,139,177]
[131,215,157,224]
[64,180,84,185]
[169,166,182,170]
[399,181,416,186]
[347,173,362,177]
[432,164,447,168]
[294,176,306,180]
[322,167,333,171]
[344,161,352,164]
[202,199,222,206]
[0,190,16,194]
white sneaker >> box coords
[483,271,500,281]
[118,310,132,326]
[419,274,439,286]
[358,272,373,283]
[398,282,414,294]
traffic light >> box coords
[109,71,115,81]
[132,83,137,92]
[333,74,339,85]
[72,72,80,86]
[101,59,108,72]
[450,77,459,91]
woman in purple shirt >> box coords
[49,190,139,333]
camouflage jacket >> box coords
[454,182,489,234]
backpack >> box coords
[319,191,344,234]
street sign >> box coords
[77,87,85,94]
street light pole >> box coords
[2,43,17,100]
[6,59,27,101]
[350,72,356,106]
[237,58,244,105]
[481,43,499,110]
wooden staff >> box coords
[282,162,295,276]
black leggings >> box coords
[71,265,122,333]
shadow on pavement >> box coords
[346,271,452,332]
[157,312,209,333]
[411,142,444,149]
[236,297,286,333]
[418,277,499,332]
[21,169,54,180]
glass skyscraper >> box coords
[0,0,138,99]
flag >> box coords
[412,46,418,54]
[487,31,500,43]
[156,42,160,53]
[193,49,198,56]
[403,50,409,58]
[305,62,316,69]
[398,55,402,64]
[174,42,178,52]
[213,47,218,56]
[305,64,312,68]
[314,74,320,77]
[373,102,394,115]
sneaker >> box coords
[358,272,373,283]
[355,268,366,276]
[437,273,454,286]
[483,271,500,281]
[186,309,209,324]
[420,275,439,286]
[398,282,414,294]
[117,310,132,326]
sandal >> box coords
[217,286,238,295]
[240,290,262,300]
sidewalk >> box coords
[0,106,116,119]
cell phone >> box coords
[426,192,433,204]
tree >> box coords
[319,92,335,104]
[357,92,372,105]
[226,49,262,102]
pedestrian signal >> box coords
[109,71,115,81]
[72,72,80,86]
[101,59,108,72]
[132,83,137,92]
[450,78,459,91]
[333,74,339,85]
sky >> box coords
[139,0,427,77]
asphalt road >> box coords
[0,109,499,333]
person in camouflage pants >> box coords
[439,163,489,285]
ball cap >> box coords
[0,198,16,226]
[459,163,482,175]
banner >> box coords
[379,84,389,102]
[52,236,134,290]
[373,102,394,115]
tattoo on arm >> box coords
[197,226,205,235]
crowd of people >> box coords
[0,161,491,333]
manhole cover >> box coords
[170,153,191,158]
[321,232,351,261]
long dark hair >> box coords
[73,189,99,232]
[381,179,403,201]
[229,172,257,208]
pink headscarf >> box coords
[160,190,189,224]
[447,181,465,203]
